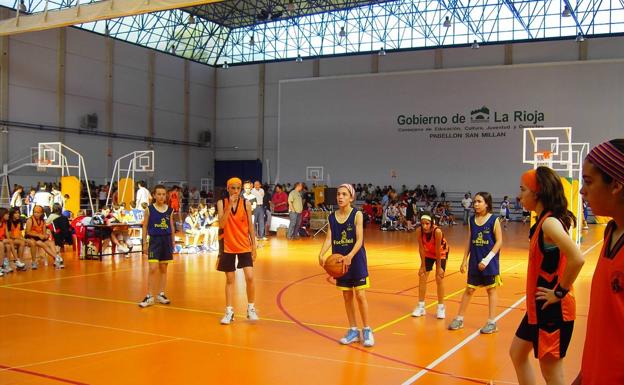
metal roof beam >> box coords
[0,0,224,36]
[502,0,533,39]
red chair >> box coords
[71,216,116,259]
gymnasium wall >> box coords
[215,36,624,194]
[277,59,624,195]
[5,27,215,188]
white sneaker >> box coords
[436,305,446,319]
[0,269,3,277]
[117,245,129,253]
[339,329,360,345]
[362,327,375,347]
[138,295,154,308]
[54,255,64,269]
[15,260,26,270]
[220,309,234,325]
[411,306,426,317]
[247,306,259,321]
[156,293,170,304]
[3,258,13,273]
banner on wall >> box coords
[278,60,624,195]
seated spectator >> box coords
[444,202,457,225]
[362,200,374,224]
[48,204,73,249]
[299,202,311,237]
[428,185,438,200]
[183,206,201,248]
[434,203,448,225]
[372,200,383,223]
[100,206,131,254]
[204,205,219,251]
[271,184,288,214]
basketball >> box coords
[323,253,346,278]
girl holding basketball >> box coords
[318,184,374,347]
[411,212,448,319]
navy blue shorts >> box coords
[336,276,370,291]
[467,274,501,289]
[148,235,173,263]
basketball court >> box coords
[0,223,605,385]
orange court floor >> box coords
[0,222,606,385]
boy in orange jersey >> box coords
[217,177,258,324]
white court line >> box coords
[400,239,604,385]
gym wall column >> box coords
[105,36,114,178]
[504,44,513,65]
[578,40,588,61]
[57,29,66,143]
[0,9,9,169]
[371,54,379,73]
[212,65,217,158]
[147,51,155,187]
[257,63,265,164]
[184,60,190,184]
[434,48,443,69]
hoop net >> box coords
[36,159,52,172]
[534,151,553,168]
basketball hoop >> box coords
[534,151,553,168]
[36,159,51,172]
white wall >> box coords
[5,27,216,189]
[278,60,623,195]
[215,35,624,191]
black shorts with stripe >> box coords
[515,313,574,359]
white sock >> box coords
[438,303,445,309]
[350,327,358,331]
[456,316,464,321]
[418,301,425,308]
[226,306,233,313]
[488,319,495,323]
[248,303,255,309]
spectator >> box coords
[287,183,303,240]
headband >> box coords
[226,177,242,188]
[586,141,624,184]
[521,169,540,193]
[338,183,355,198]
[420,215,432,222]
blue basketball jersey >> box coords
[329,208,368,280]
[147,204,173,236]
[469,214,500,275]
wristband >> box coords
[480,251,496,267]
[554,284,569,299]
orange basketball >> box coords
[324,253,346,278]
